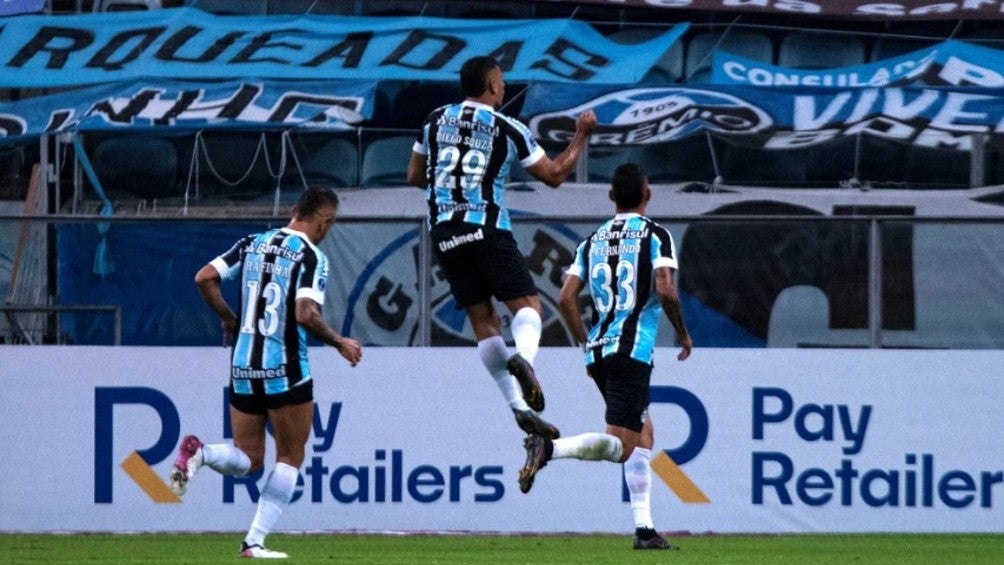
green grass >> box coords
[1,533,1001,564]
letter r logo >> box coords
[94,387,181,504]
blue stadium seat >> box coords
[608,27,684,83]
[719,143,810,187]
[685,30,774,84]
[186,0,265,15]
[359,1,441,16]
[443,1,534,19]
[95,0,161,11]
[92,135,179,198]
[585,146,647,184]
[870,37,938,61]
[361,135,415,187]
[903,145,972,189]
[299,137,360,188]
[266,0,355,15]
[778,31,866,69]
[642,135,717,184]
[388,81,464,129]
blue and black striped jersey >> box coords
[413,100,545,231]
[210,227,328,395]
[567,213,678,365]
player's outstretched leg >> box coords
[518,434,553,494]
[169,435,204,496]
[512,408,560,440]
[507,353,544,412]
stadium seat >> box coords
[92,135,179,198]
[95,0,161,11]
[388,81,465,129]
[585,146,647,184]
[359,1,442,16]
[266,0,355,15]
[642,135,717,184]
[854,136,908,186]
[719,143,810,187]
[608,27,685,83]
[778,31,867,69]
[685,30,774,84]
[299,136,360,188]
[361,135,416,187]
[443,1,534,19]
[186,0,265,15]
[196,133,277,196]
[869,37,939,62]
[903,145,972,189]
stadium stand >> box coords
[95,0,162,11]
[684,30,774,84]
[361,135,415,187]
[91,135,180,198]
[778,31,868,69]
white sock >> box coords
[625,447,655,530]
[245,462,298,547]
[551,433,623,462]
[478,336,530,411]
[201,443,252,475]
[510,307,541,365]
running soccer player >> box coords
[520,163,693,551]
[170,186,362,559]
[406,55,596,441]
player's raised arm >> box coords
[525,110,597,188]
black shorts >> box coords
[587,353,652,433]
[229,379,314,415]
[430,222,536,309]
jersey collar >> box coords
[614,212,643,220]
[461,99,495,112]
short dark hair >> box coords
[460,56,499,98]
[611,163,647,209]
[295,186,339,219]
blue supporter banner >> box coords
[712,40,1004,88]
[0,7,687,87]
[0,79,376,143]
[522,82,1004,149]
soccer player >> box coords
[170,186,362,559]
[406,55,596,440]
[520,163,693,550]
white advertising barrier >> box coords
[1,346,1001,533]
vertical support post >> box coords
[970,133,985,188]
[868,218,882,349]
[417,219,432,346]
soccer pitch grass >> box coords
[2,533,1001,564]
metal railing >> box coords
[2,304,122,345]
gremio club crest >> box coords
[340,218,587,346]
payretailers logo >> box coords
[94,387,181,503]
[94,386,504,505]
[752,387,1002,509]
[642,386,710,504]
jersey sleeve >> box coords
[507,116,546,168]
[412,122,429,155]
[651,224,678,270]
[210,234,254,281]
[297,247,328,305]
[566,238,590,279]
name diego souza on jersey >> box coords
[436,132,493,151]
